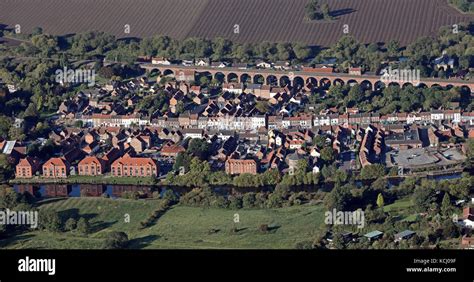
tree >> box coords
[441,192,453,217]
[304,0,323,21]
[0,154,14,182]
[31,27,43,36]
[162,189,178,204]
[175,101,185,114]
[0,116,12,139]
[359,164,385,180]
[376,193,384,208]
[242,192,257,208]
[103,231,129,249]
[313,135,327,148]
[320,147,335,163]
[386,40,400,57]
[255,101,270,113]
[39,210,62,232]
[412,186,436,212]
[199,76,209,86]
[187,138,210,160]
[293,42,312,61]
[320,3,332,20]
[64,218,77,232]
[333,233,346,249]
[441,219,459,239]
[0,187,20,209]
[23,103,38,119]
[76,217,91,235]
[325,184,351,210]
[466,139,474,159]
[347,84,363,106]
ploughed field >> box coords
[0,198,326,249]
[1,0,473,46]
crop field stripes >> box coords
[0,0,473,46]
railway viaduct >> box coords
[140,64,474,93]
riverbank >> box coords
[10,175,157,186]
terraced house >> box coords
[111,155,158,177]
[42,157,70,178]
[225,159,258,175]
[15,157,41,178]
[78,156,106,176]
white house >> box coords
[274,61,290,71]
[310,147,321,158]
[151,57,171,65]
[256,61,272,69]
[182,60,193,66]
[195,58,210,67]
[461,207,474,228]
[250,116,267,129]
[222,83,244,94]
[7,84,17,93]
[433,53,455,71]
[211,61,228,68]
[430,110,444,122]
[312,165,320,174]
[183,129,204,139]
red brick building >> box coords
[42,157,70,178]
[16,157,41,178]
[78,156,106,176]
[160,144,185,157]
[111,155,158,177]
[225,159,257,175]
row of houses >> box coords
[16,153,159,179]
[78,109,474,132]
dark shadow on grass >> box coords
[90,220,117,233]
[268,225,281,232]
[0,233,35,248]
[127,235,160,249]
[57,208,81,221]
[329,8,356,18]
[236,227,248,232]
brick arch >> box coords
[360,80,373,91]
[266,75,278,86]
[253,74,265,84]
[240,73,251,84]
[214,72,226,83]
[374,81,386,90]
[227,72,239,83]
[293,76,305,88]
[333,78,344,86]
[162,69,174,76]
[319,78,331,89]
[279,75,291,87]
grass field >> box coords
[383,197,420,222]
[383,198,413,213]
[0,198,326,249]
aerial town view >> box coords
[0,0,474,268]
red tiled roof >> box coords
[44,157,68,167]
[78,156,104,166]
[112,156,156,166]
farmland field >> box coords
[1,0,473,46]
[0,198,326,249]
